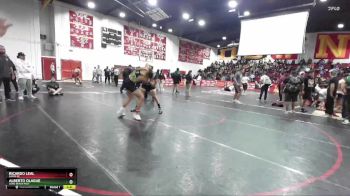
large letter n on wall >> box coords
[314,34,350,59]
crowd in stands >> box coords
[199,59,350,86]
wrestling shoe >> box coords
[133,113,141,121]
[117,107,126,117]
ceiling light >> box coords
[188,18,194,22]
[87,2,95,9]
[152,23,157,27]
[244,11,250,16]
[228,1,238,8]
[338,23,344,29]
[148,0,157,6]
[119,12,126,18]
[320,0,327,2]
[198,19,206,26]
[182,13,190,20]
[168,28,173,33]
[222,36,227,40]
[228,9,236,13]
[217,45,220,48]
[160,26,163,29]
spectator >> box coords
[96,65,102,83]
[325,70,339,117]
[185,70,193,97]
[241,73,250,95]
[159,70,166,92]
[277,72,288,102]
[233,70,243,104]
[0,45,15,102]
[259,72,272,102]
[15,52,37,100]
[104,66,111,84]
[10,62,18,93]
[284,71,302,114]
[92,67,97,83]
[47,78,63,96]
[154,69,161,91]
[73,66,82,85]
[301,70,315,113]
[113,66,120,87]
[171,68,181,94]
[342,73,350,124]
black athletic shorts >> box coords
[285,92,298,102]
[142,82,155,92]
[303,90,312,101]
[123,78,137,92]
[242,83,248,91]
[234,84,241,94]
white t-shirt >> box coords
[241,76,250,84]
[260,75,272,85]
[337,79,345,95]
[16,59,34,79]
[114,68,120,76]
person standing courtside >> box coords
[241,73,250,95]
[342,73,350,124]
[0,45,15,102]
[284,71,302,114]
[92,67,97,83]
[104,66,111,84]
[9,63,18,93]
[259,72,272,102]
[172,68,181,94]
[325,70,339,117]
[113,66,120,87]
[96,65,102,83]
[16,52,37,100]
[185,70,193,97]
[233,70,243,104]
[301,70,315,113]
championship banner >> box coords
[271,54,298,60]
[123,25,166,61]
[69,10,94,49]
[314,33,350,59]
[178,40,210,65]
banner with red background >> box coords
[179,40,210,65]
[314,33,350,59]
[124,25,166,60]
[69,10,94,49]
[271,54,298,60]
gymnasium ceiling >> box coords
[58,0,350,48]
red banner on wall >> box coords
[271,54,298,60]
[314,33,350,59]
[69,10,94,49]
[179,40,210,65]
[124,25,166,61]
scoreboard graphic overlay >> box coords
[5,168,77,190]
